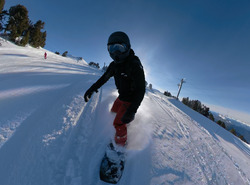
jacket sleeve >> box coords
[89,62,115,90]
[127,61,146,113]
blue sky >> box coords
[4,0,250,119]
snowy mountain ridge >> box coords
[218,113,250,127]
[211,111,250,144]
[0,38,250,185]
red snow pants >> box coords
[111,98,131,146]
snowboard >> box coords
[99,142,125,184]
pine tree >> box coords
[20,30,29,46]
[89,61,100,68]
[29,20,46,48]
[221,122,226,129]
[239,135,247,143]
[62,51,68,57]
[230,128,236,136]
[6,4,29,42]
[0,0,4,13]
[217,120,222,126]
[0,0,5,31]
[209,113,215,121]
[182,97,189,105]
[164,91,172,97]
[0,10,8,32]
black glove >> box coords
[121,111,135,124]
[84,87,98,102]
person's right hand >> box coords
[121,111,135,124]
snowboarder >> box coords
[84,31,145,147]
[44,52,47,59]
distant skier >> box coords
[44,52,47,59]
[84,31,145,147]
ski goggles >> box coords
[108,43,127,54]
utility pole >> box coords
[176,78,186,100]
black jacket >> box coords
[90,50,145,114]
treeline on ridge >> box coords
[181,97,248,144]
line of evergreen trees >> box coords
[182,97,210,117]
[163,91,173,98]
[55,51,68,57]
[182,97,248,143]
[0,1,46,47]
[213,118,247,143]
[89,62,100,69]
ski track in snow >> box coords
[50,89,103,185]
[0,110,34,148]
[148,92,250,185]
[0,38,250,185]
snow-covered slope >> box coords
[0,38,250,185]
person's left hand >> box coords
[84,87,98,102]
[121,111,135,124]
